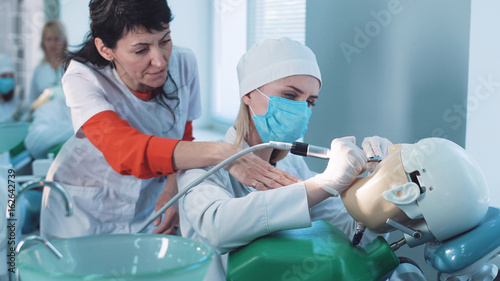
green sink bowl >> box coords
[0,122,29,153]
[17,234,213,281]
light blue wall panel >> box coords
[304,0,471,173]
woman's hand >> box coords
[225,152,301,190]
[153,174,180,234]
[361,135,392,158]
[311,136,367,197]
[172,141,300,190]
[362,136,393,172]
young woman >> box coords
[177,37,393,280]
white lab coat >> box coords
[29,61,64,106]
[40,46,201,240]
[177,127,384,281]
[24,96,73,159]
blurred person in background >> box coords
[0,54,24,123]
[25,85,72,159]
[29,20,67,107]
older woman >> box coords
[177,37,392,280]
[40,0,298,240]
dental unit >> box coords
[226,138,500,280]
[139,137,499,281]
[340,138,499,280]
[8,136,500,280]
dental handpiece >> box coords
[287,141,382,162]
[290,141,331,159]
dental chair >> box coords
[425,207,500,280]
[226,138,500,281]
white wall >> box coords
[0,0,44,102]
[60,0,89,51]
[0,1,18,59]
[466,0,500,209]
[23,0,45,99]
[466,0,500,273]
[168,0,213,131]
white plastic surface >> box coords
[383,182,422,219]
[399,138,490,241]
[439,263,498,281]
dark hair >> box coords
[67,0,180,131]
[67,0,173,67]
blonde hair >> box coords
[40,20,68,62]
[234,99,289,165]
[234,102,250,148]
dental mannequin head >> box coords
[234,37,322,158]
[342,138,490,246]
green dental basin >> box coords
[0,122,30,153]
[16,234,213,281]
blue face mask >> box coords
[0,77,15,95]
[251,89,312,144]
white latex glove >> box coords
[312,136,367,196]
[362,136,393,172]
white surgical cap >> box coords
[0,54,15,75]
[237,37,322,98]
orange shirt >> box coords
[81,90,194,179]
